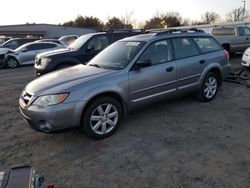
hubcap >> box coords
[8,59,18,68]
[204,76,217,99]
[90,103,118,135]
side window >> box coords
[172,38,199,59]
[26,43,56,51]
[38,43,57,49]
[193,37,221,53]
[5,40,18,47]
[87,36,109,51]
[238,27,250,36]
[25,44,37,51]
[212,27,235,36]
[138,40,172,65]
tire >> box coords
[197,72,219,102]
[82,97,123,139]
[6,57,19,68]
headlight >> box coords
[32,93,69,108]
[40,58,51,66]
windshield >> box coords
[14,43,29,52]
[88,41,145,70]
[68,35,92,50]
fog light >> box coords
[39,121,52,131]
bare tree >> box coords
[121,10,134,29]
[201,11,220,24]
[226,7,249,22]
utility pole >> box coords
[242,0,246,21]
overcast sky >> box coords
[0,0,247,25]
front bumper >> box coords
[19,100,87,132]
[242,53,250,67]
[34,64,47,77]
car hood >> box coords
[0,48,14,55]
[37,48,74,58]
[25,64,114,96]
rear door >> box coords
[129,39,177,106]
[172,37,204,92]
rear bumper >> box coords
[222,63,232,80]
[19,100,87,132]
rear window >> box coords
[211,27,235,36]
[172,38,199,59]
[193,37,221,53]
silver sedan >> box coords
[4,42,64,68]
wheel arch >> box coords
[200,65,223,86]
[80,91,128,126]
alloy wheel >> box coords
[90,103,119,135]
[7,58,18,68]
[204,76,218,99]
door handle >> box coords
[166,67,174,72]
[199,59,206,64]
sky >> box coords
[0,0,247,26]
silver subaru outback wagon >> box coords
[19,29,231,139]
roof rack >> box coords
[106,29,145,33]
[146,28,205,35]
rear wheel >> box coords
[6,57,19,68]
[197,72,219,102]
[82,97,123,139]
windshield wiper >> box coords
[88,64,101,68]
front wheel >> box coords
[82,97,123,139]
[197,72,219,102]
[6,57,19,68]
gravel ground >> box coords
[0,55,250,188]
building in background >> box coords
[0,24,95,39]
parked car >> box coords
[35,39,64,45]
[242,47,250,67]
[19,29,231,139]
[0,38,38,50]
[59,35,78,46]
[0,37,12,45]
[34,30,144,76]
[211,26,250,53]
[2,42,64,68]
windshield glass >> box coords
[14,43,29,52]
[88,41,145,70]
[68,34,92,50]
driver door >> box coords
[129,39,177,107]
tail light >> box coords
[224,50,229,59]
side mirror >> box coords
[86,45,95,52]
[134,59,151,69]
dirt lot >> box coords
[0,55,250,188]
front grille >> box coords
[0,54,5,62]
[20,91,33,107]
